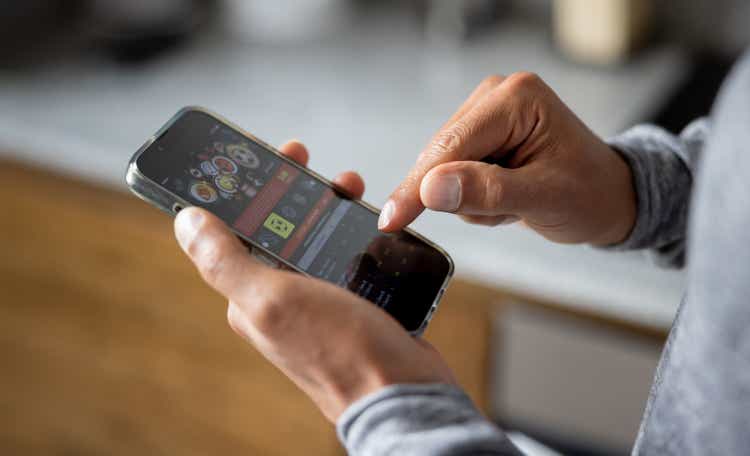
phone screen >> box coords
[135,110,452,332]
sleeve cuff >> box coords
[337,384,468,444]
[337,383,521,455]
[602,124,694,268]
[604,127,667,250]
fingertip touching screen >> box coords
[136,110,451,331]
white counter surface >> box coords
[0,21,688,331]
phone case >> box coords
[125,106,454,335]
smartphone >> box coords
[125,107,454,335]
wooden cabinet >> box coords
[0,160,493,455]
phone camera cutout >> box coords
[172,203,184,214]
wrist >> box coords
[591,145,638,246]
[315,365,393,422]
[318,354,456,422]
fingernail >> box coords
[423,173,461,212]
[175,208,204,251]
[378,200,395,230]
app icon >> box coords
[227,143,261,169]
[262,161,276,175]
[280,205,297,219]
[247,175,264,188]
[241,184,258,198]
[263,212,295,239]
[190,181,218,203]
[212,155,239,175]
[200,160,219,176]
[277,170,290,182]
[291,193,307,205]
[301,179,317,190]
[215,174,240,193]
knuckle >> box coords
[252,299,285,334]
[195,238,233,285]
[427,133,454,158]
[481,169,505,210]
[248,281,293,334]
[428,121,470,158]
[183,226,206,259]
[505,71,542,92]
[479,74,505,88]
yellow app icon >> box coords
[264,212,295,239]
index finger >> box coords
[379,73,540,231]
[378,76,509,231]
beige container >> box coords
[553,0,652,65]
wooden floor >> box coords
[0,160,495,455]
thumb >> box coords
[174,207,262,301]
[419,161,529,216]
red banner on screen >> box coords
[232,163,299,237]
[279,189,335,259]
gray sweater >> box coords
[337,50,750,455]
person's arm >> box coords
[378,72,709,270]
[377,72,639,246]
[173,141,521,455]
[604,119,708,267]
[332,75,713,454]
[334,122,712,456]
[170,73,710,455]
[334,121,713,456]
[631,48,750,455]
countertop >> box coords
[0,19,688,331]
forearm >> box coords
[337,384,523,456]
[604,118,708,267]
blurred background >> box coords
[1,1,747,455]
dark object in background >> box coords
[649,52,737,134]
[0,0,88,66]
[0,0,217,67]
[89,0,218,63]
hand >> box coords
[174,140,456,422]
[378,73,637,245]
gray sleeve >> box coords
[631,49,750,455]
[334,123,710,455]
[605,119,709,267]
[337,383,523,456]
